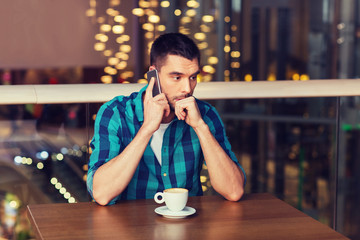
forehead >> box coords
[159,55,199,74]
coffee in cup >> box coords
[154,188,188,212]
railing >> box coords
[0,79,359,105]
[0,79,359,235]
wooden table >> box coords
[27,193,348,240]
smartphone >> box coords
[147,69,161,97]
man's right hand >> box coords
[142,77,170,134]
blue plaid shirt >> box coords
[87,85,245,204]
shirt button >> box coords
[163,173,167,177]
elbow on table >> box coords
[226,187,244,202]
[93,190,111,206]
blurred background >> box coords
[1,0,360,239]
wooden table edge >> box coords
[27,205,44,240]
[26,193,349,240]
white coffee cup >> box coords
[154,188,188,212]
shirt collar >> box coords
[134,85,147,122]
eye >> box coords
[173,76,181,80]
[190,75,198,81]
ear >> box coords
[149,65,156,71]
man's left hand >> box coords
[174,97,204,128]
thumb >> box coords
[164,104,171,118]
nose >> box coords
[182,79,191,94]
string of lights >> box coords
[13,146,88,204]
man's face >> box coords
[154,55,200,111]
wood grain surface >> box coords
[27,193,348,240]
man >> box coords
[87,33,246,205]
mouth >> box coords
[174,94,191,102]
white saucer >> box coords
[155,206,196,219]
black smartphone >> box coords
[147,69,161,97]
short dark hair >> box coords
[150,33,200,71]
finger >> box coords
[180,103,187,118]
[153,92,166,101]
[145,77,155,100]
[175,103,186,120]
[181,107,187,119]
[176,107,183,120]
[174,102,180,120]
[177,97,195,114]
[174,103,180,120]
[163,103,171,118]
